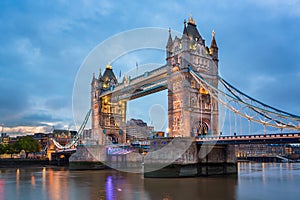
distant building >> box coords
[236,144,290,158]
[50,129,77,149]
[82,129,92,140]
[126,118,154,141]
[53,129,77,138]
[33,133,50,150]
[0,133,9,145]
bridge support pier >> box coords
[69,145,107,170]
[144,139,237,178]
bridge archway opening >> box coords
[107,134,118,144]
[193,121,210,136]
[126,90,168,137]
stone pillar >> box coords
[144,138,237,178]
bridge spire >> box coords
[166,27,172,49]
[209,30,219,64]
[183,19,188,36]
[98,68,103,80]
[106,62,112,69]
[188,13,196,25]
[210,30,218,48]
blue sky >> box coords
[1,0,300,135]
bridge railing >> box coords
[100,65,168,97]
[196,133,300,143]
[128,65,167,86]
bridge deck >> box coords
[196,133,300,145]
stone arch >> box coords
[192,120,210,136]
[107,134,118,144]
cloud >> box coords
[3,126,50,137]
[246,0,300,17]
[14,38,41,65]
[0,79,30,121]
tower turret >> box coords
[98,68,104,90]
[209,30,219,65]
[167,16,219,137]
[183,19,188,36]
[166,28,173,61]
[102,63,117,91]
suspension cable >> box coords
[188,67,300,131]
[52,109,92,150]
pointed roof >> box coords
[183,15,204,44]
[103,63,117,84]
[98,68,104,82]
[166,28,173,48]
[183,19,188,35]
[210,30,218,49]
[188,14,196,25]
[91,72,97,85]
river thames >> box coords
[0,162,300,200]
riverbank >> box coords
[0,158,49,167]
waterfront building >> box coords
[235,143,300,160]
[0,133,9,145]
[126,118,154,141]
[51,129,77,147]
[33,133,49,150]
[82,129,92,140]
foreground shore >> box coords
[0,158,49,167]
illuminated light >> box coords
[31,175,36,187]
[106,63,112,69]
[190,44,196,50]
[199,87,209,94]
[188,13,196,25]
[106,176,114,200]
[172,66,179,72]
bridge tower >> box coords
[91,64,127,145]
[167,16,219,137]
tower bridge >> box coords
[68,16,300,176]
[91,16,221,145]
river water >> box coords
[0,162,300,200]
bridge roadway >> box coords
[99,65,168,101]
[196,133,300,145]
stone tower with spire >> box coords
[167,16,219,137]
[91,63,126,145]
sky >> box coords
[1,0,300,136]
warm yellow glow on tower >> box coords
[188,13,196,25]
[106,63,112,69]
[200,87,209,94]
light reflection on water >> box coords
[0,163,299,200]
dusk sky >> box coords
[1,0,300,136]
